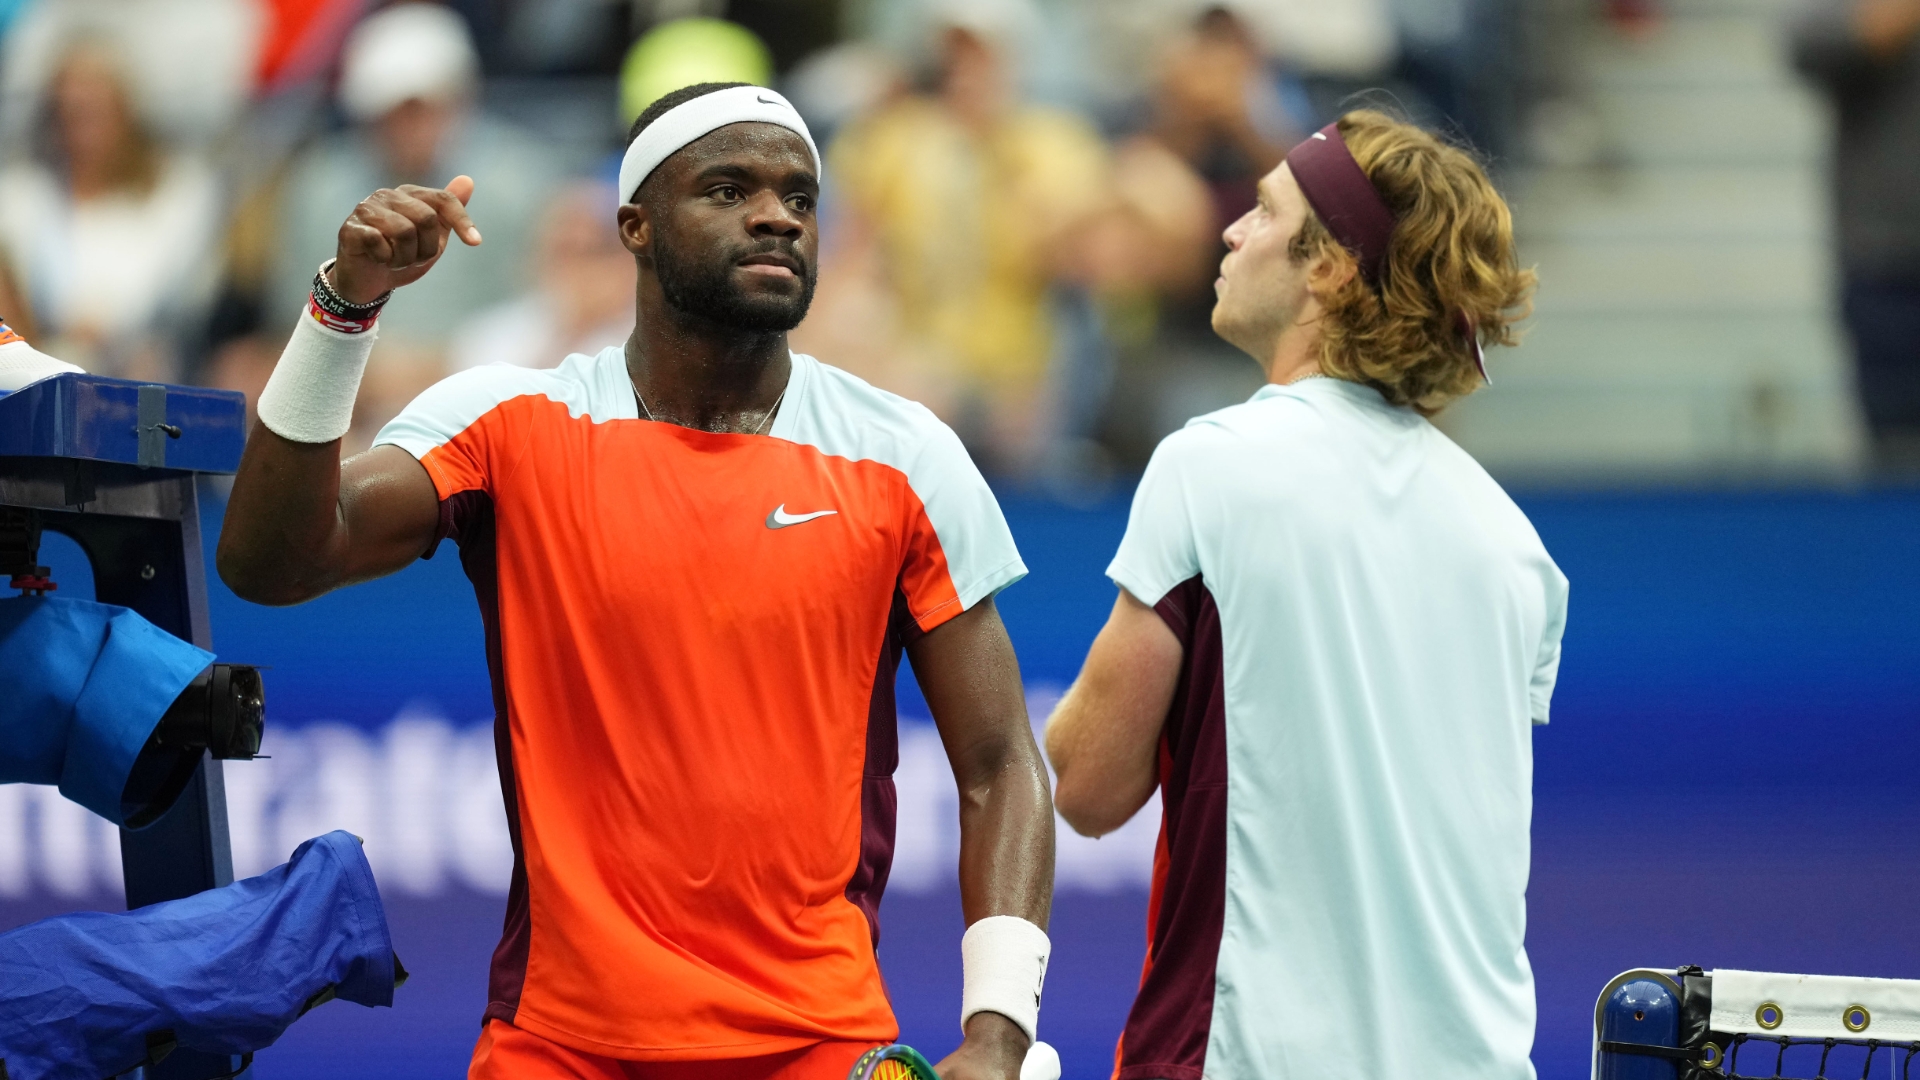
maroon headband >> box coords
[1286,123,1397,288]
[1286,122,1491,383]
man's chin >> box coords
[736,291,812,329]
[1209,303,1237,344]
[1209,306,1265,362]
[712,299,811,333]
[661,287,812,332]
[718,271,813,328]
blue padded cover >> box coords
[0,595,212,823]
[0,831,396,1079]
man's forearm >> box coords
[914,600,1056,925]
[217,429,351,605]
[909,598,1056,1074]
[954,741,1054,927]
[946,731,1054,1075]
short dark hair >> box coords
[626,82,752,145]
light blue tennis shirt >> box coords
[1104,378,1568,1080]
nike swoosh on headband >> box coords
[766,505,838,529]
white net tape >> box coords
[1714,970,1920,1044]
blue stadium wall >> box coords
[4,487,1917,1079]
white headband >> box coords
[619,85,821,204]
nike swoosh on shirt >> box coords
[766,505,838,529]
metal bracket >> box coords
[136,385,179,469]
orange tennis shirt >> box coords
[374,348,1026,1060]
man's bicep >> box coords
[1081,590,1184,734]
[908,597,1031,765]
[1046,589,1182,836]
[335,445,443,584]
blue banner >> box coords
[3,489,1918,1079]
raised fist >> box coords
[329,175,482,304]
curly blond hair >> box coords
[1289,110,1536,414]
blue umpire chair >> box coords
[0,372,403,1079]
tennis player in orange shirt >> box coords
[219,83,1055,1080]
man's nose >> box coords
[745,191,803,237]
[1222,210,1252,251]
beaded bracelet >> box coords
[309,259,390,333]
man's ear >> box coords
[1307,245,1357,298]
[616,202,650,257]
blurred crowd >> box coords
[1792,0,1920,472]
[0,0,1531,486]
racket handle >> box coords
[1020,1041,1060,1080]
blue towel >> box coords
[0,831,397,1079]
[0,595,213,824]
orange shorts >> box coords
[468,1019,880,1080]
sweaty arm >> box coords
[1044,588,1183,839]
[219,442,439,605]
[908,597,1053,1080]
[217,178,482,605]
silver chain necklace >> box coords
[629,374,787,436]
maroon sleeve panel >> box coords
[1115,575,1229,1080]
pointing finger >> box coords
[427,176,482,246]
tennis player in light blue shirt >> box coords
[1046,111,1568,1080]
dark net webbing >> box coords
[1713,1034,1920,1079]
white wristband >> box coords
[960,915,1050,1043]
[255,306,378,443]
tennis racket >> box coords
[845,1040,1061,1080]
[847,1043,939,1079]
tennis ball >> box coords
[620,18,774,125]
